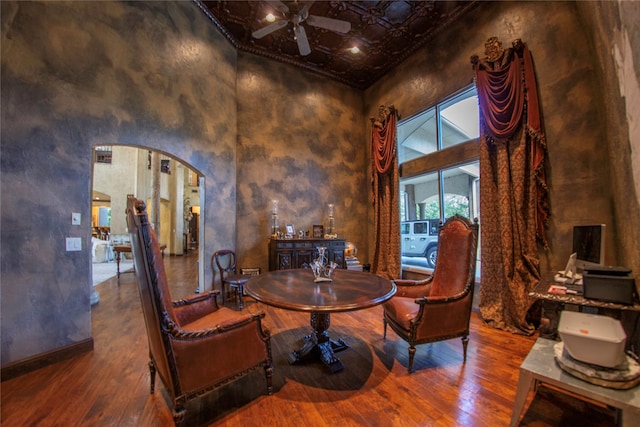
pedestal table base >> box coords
[287,312,349,373]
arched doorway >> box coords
[90,145,205,303]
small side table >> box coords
[113,244,165,280]
[511,337,640,426]
[113,245,132,278]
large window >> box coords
[399,86,479,272]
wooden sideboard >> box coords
[268,238,346,271]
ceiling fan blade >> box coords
[294,25,311,56]
[265,0,289,14]
[306,15,351,33]
[298,1,315,20]
[252,20,288,39]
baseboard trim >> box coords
[1,338,94,381]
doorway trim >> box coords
[90,145,206,295]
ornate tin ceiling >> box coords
[195,1,477,90]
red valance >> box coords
[473,44,541,140]
[474,52,523,139]
[370,106,397,175]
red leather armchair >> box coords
[126,196,273,424]
[383,215,479,373]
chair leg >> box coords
[383,316,387,339]
[222,283,235,306]
[408,345,416,373]
[149,359,156,393]
[264,363,274,395]
[237,284,244,309]
[173,397,187,425]
[462,335,469,362]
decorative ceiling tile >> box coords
[195,0,477,89]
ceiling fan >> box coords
[251,0,351,56]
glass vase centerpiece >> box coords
[311,246,337,283]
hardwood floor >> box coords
[1,253,617,426]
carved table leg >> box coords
[287,312,349,373]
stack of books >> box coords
[346,256,363,271]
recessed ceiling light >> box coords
[266,13,276,23]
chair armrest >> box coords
[173,290,220,307]
[415,282,472,305]
[172,291,220,326]
[394,277,433,299]
[217,310,267,332]
[394,275,433,287]
[165,309,268,340]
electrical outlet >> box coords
[72,212,81,225]
[66,237,82,251]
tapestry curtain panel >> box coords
[370,105,401,280]
[472,38,549,335]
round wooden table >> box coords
[245,268,396,373]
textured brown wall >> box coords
[365,1,636,275]
[235,53,366,272]
[1,1,238,364]
[576,0,640,285]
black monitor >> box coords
[572,224,606,271]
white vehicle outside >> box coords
[401,219,440,268]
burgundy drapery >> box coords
[473,38,549,335]
[474,41,549,245]
[372,110,397,174]
[370,105,400,280]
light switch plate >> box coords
[66,237,81,251]
[72,212,81,225]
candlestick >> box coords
[271,200,279,236]
[327,204,335,235]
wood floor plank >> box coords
[0,253,618,426]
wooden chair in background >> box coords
[213,249,251,309]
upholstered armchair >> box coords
[383,214,479,373]
[125,195,273,424]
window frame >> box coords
[399,84,480,273]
